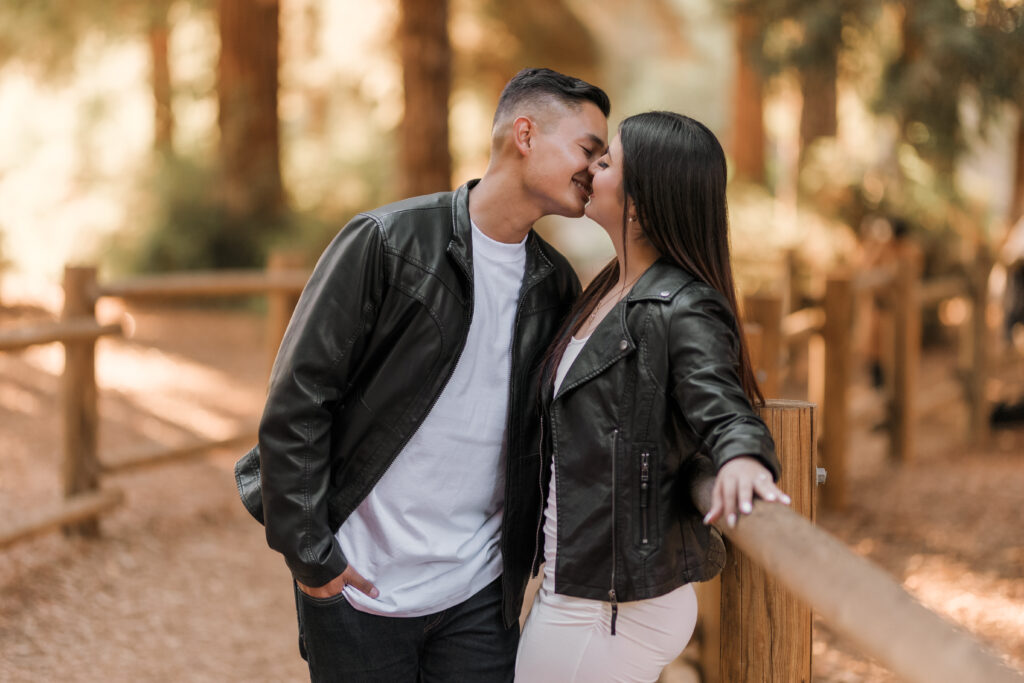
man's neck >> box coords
[467,172,540,244]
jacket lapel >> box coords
[552,260,697,401]
[553,302,635,400]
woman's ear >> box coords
[626,199,639,225]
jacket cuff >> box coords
[285,541,349,588]
[713,435,781,481]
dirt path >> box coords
[1,303,1021,681]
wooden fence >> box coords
[0,251,308,548]
[740,243,993,511]
[695,399,1021,683]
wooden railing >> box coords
[696,400,1022,683]
[0,251,309,548]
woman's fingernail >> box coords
[781,495,791,505]
[370,588,380,598]
[740,501,752,514]
[703,512,713,525]
[727,514,737,528]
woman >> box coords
[515,112,790,682]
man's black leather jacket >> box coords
[537,260,779,607]
[234,181,580,628]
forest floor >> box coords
[0,300,1022,682]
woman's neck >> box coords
[613,239,661,289]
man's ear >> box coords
[512,116,534,156]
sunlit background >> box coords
[1,1,1023,681]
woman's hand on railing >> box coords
[703,456,790,529]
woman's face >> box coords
[584,134,628,230]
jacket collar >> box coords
[552,259,696,401]
[448,178,554,285]
[626,258,697,303]
[447,180,477,279]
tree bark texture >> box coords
[398,0,452,197]
[217,0,283,217]
[1012,114,1024,224]
[799,53,837,156]
[148,2,174,155]
[731,11,765,184]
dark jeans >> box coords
[293,576,518,682]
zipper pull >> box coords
[608,589,618,635]
[640,452,650,501]
[640,452,650,545]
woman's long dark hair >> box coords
[544,111,763,405]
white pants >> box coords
[514,583,698,683]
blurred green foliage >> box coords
[107,154,350,274]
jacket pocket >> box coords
[634,445,659,553]
[234,445,265,525]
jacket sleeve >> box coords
[258,214,386,586]
[668,285,780,479]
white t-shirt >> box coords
[336,220,526,617]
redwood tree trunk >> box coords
[1011,114,1024,224]
[148,2,174,155]
[398,0,452,197]
[217,0,283,217]
[731,11,765,184]
[799,53,838,157]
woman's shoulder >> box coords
[639,261,730,313]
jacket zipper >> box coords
[609,427,619,635]
[640,452,650,545]
[502,247,554,626]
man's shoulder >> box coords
[361,190,457,227]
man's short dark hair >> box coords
[493,68,610,126]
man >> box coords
[235,68,609,681]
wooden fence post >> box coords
[266,249,306,370]
[821,275,852,510]
[891,244,923,462]
[966,249,992,448]
[62,266,101,537]
[744,294,783,398]
[720,399,816,682]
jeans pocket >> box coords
[297,587,350,607]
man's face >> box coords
[523,102,608,218]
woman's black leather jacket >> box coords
[537,259,779,611]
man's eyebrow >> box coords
[583,133,607,152]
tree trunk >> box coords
[1011,113,1024,224]
[731,10,765,184]
[217,0,283,217]
[799,53,837,158]
[398,0,452,198]
[148,3,174,156]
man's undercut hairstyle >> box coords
[493,68,610,128]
